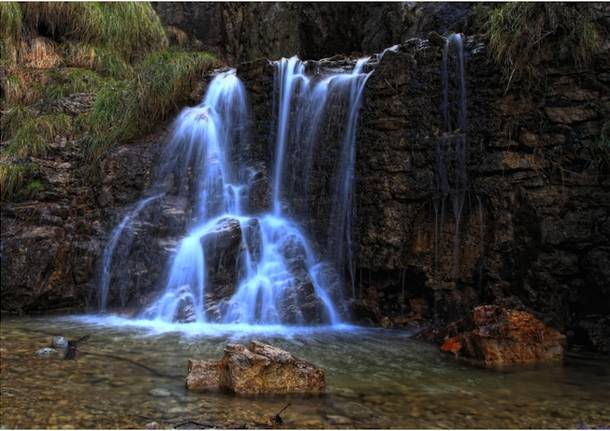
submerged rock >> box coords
[440,305,566,367]
[186,341,325,394]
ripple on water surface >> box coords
[1,315,609,429]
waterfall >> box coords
[137,66,359,326]
[97,52,371,326]
[434,33,468,279]
[271,56,371,299]
[327,58,371,297]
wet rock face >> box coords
[350,36,610,352]
[186,341,325,394]
[440,305,566,367]
[0,123,166,314]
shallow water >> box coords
[1,315,609,429]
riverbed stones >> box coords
[440,305,566,367]
[186,341,325,394]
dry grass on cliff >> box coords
[0,2,218,201]
[489,3,604,89]
[19,2,167,61]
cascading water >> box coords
[271,56,372,299]
[97,54,371,328]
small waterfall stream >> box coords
[434,33,469,277]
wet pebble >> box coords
[36,347,58,357]
[52,336,68,350]
[149,388,171,398]
[167,406,190,415]
[144,421,161,429]
[326,415,353,425]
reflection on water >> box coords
[1,315,609,429]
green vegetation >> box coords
[20,2,167,60]
[43,68,106,100]
[84,50,216,160]
[0,2,22,64]
[489,3,604,89]
[63,43,134,78]
[0,163,41,201]
[1,2,218,201]
[5,113,72,158]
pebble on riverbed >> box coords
[52,336,68,350]
[36,347,59,357]
[148,388,171,398]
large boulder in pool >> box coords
[186,340,325,394]
[440,305,566,367]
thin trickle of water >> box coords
[272,57,306,216]
[98,194,162,312]
[327,58,371,298]
[434,33,468,279]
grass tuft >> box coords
[83,50,217,160]
[5,113,72,158]
[63,42,133,78]
[0,162,42,202]
[20,2,167,61]
[0,2,22,65]
[489,3,604,89]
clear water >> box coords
[2,316,609,429]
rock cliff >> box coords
[1,4,608,353]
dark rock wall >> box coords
[353,38,610,352]
[153,2,418,62]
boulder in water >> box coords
[186,359,222,391]
[186,341,325,394]
[440,305,566,367]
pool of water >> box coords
[1,315,609,429]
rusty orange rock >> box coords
[441,305,566,367]
[440,337,462,355]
